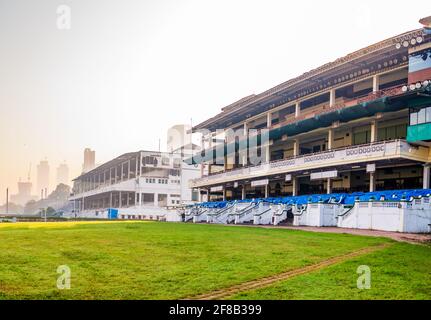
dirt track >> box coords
[185,243,391,300]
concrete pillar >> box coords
[109,192,113,208]
[242,185,246,200]
[243,123,248,166]
[222,188,226,201]
[328,129,334,150]
[423,165,430,189]
[329,89,336,108]
[154,193,158,207]
[265,113,272,163]
[119,191,122,208]
[293,139,300,157]
[369,172,376,192]
[373,74,380,92]
[292,177,298,196]
[206,189,210,202]
[295,102,301,118]
[265,143,271,163]
[327,178,332,195]
[267,112,272,128]
[370,120,378,143]
[265,184,269,198]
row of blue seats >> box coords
[194,189,431,208]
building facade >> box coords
[188,25,431,202]
[82,148,96,173]
[69,149,200,219]
[56,163,69,186]
[36,160,50,198]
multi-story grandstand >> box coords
[69,149,200,220]
[184,17,431,233]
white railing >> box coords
[191,139,426,188]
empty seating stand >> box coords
[180,189,431,233]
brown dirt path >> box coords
[185,243,391,300]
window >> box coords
[142,193,154,205]
[144,156,158,166]
[418,108,426,124]
[427,107,431,123]
[173,158,181,168]
[192,191,199,201]
[410,106,431,125]
[162,157,170,166]
[410,112,418,125]
[353,131,370,145]
[169,169,180,176]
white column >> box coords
[369,172,376,192]
[154,193,158,207]
[295,102,301,118]
[424,165,430,189]
[265,113,272,163]
[370,120,378,143]
[265,184,269,198]
[292,177,298,196]
[206,189,210,202]
[222,188,226,201]
[326,178,332,195]
[328,129,334,150]
[242,122,248,167]
[293,139,299,157]
[373,74,380,93]
[242,185,246,200]
[329,89,336,108]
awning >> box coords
[185,90,431,165]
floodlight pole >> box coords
[6,188,9,214]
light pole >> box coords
[6,188,9,214]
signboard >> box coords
[271,142,388,170]
[210,186,223,192]
[310,170,338,181]
[234,182,238,188]
[366,163,376,173]
[251,179,269,187]
[285,174,292,182]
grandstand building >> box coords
[188,20,431,204]
[69,148,200,220]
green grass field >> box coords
[0,221,429,300]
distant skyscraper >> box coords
[10,181,37,206]
[82,148,96,173]
[56,163,69,186]
[37,160,50,198]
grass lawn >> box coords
[0,221,391,300]
[232,242,431,300]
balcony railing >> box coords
[190,139,427,188]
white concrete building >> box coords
[69,149,200,220]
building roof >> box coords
[193,28,426,132]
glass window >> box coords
[427,107,431,123]
[418,108,426,124]
[410,112,418,125]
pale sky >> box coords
[0,0,425,204]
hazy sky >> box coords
[0,0,425,203]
